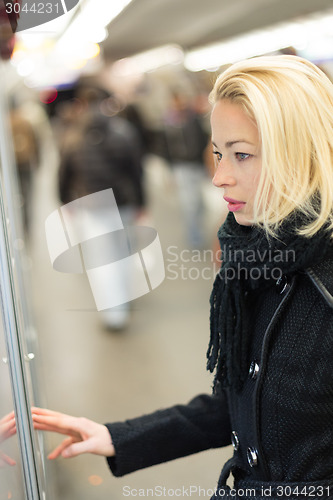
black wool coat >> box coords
[105,250,333,500]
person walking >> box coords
[57,86,146,330]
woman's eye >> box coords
[235,152,251,161]
[213,151,222,163]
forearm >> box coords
[105,392,231,477]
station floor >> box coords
[28,143,232,499]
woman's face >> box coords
[210,99,262,226]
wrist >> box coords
[102,425,115,457]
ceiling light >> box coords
[112,45,184,76]
[185,9,333,71]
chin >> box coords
[233,213,253,226]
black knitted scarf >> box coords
[207,211,332,391]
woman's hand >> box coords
[0,411,16,443]
[0,411,17,467]
[31,407,115,459]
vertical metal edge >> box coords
[0,63,43,500]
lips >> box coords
[223,196,246,213]
[223,196,245,204]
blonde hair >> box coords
[210,55,333,239]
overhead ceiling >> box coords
[102,0,333,60]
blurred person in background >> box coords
[32,56,333,499]
[9,99,40,235]
[57,85,146,331]
[163,92,209,249]
[0,0,19,61]
[119,101,151,159]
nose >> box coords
[212,161,236,188]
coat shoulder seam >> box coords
[305,267,333,309]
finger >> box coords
[31,407,71,419]
[3,454,16,466]
[32,412,75,430]
[32,417,70,433]
[31,407,58,416]
[61,438,94,458]
[3,425,17,440]
[32,415,81,440]
[48,437,76,460]
[0,411,15,424]
[33,422,81,443]
[0,452,16,467]
[0,425,16,444]
[33,421,65,433]
[1,419,16,434]
[32,411,91,438]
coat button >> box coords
[249,361,260,380]
[247,447,258,467]
[231,431,240,451]
[276,275,289,294]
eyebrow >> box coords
[212,140,255,148]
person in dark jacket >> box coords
[57,86,146,330]
[32,56,333,499]
[58,87,145,211]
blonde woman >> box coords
[32,56,333,499]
